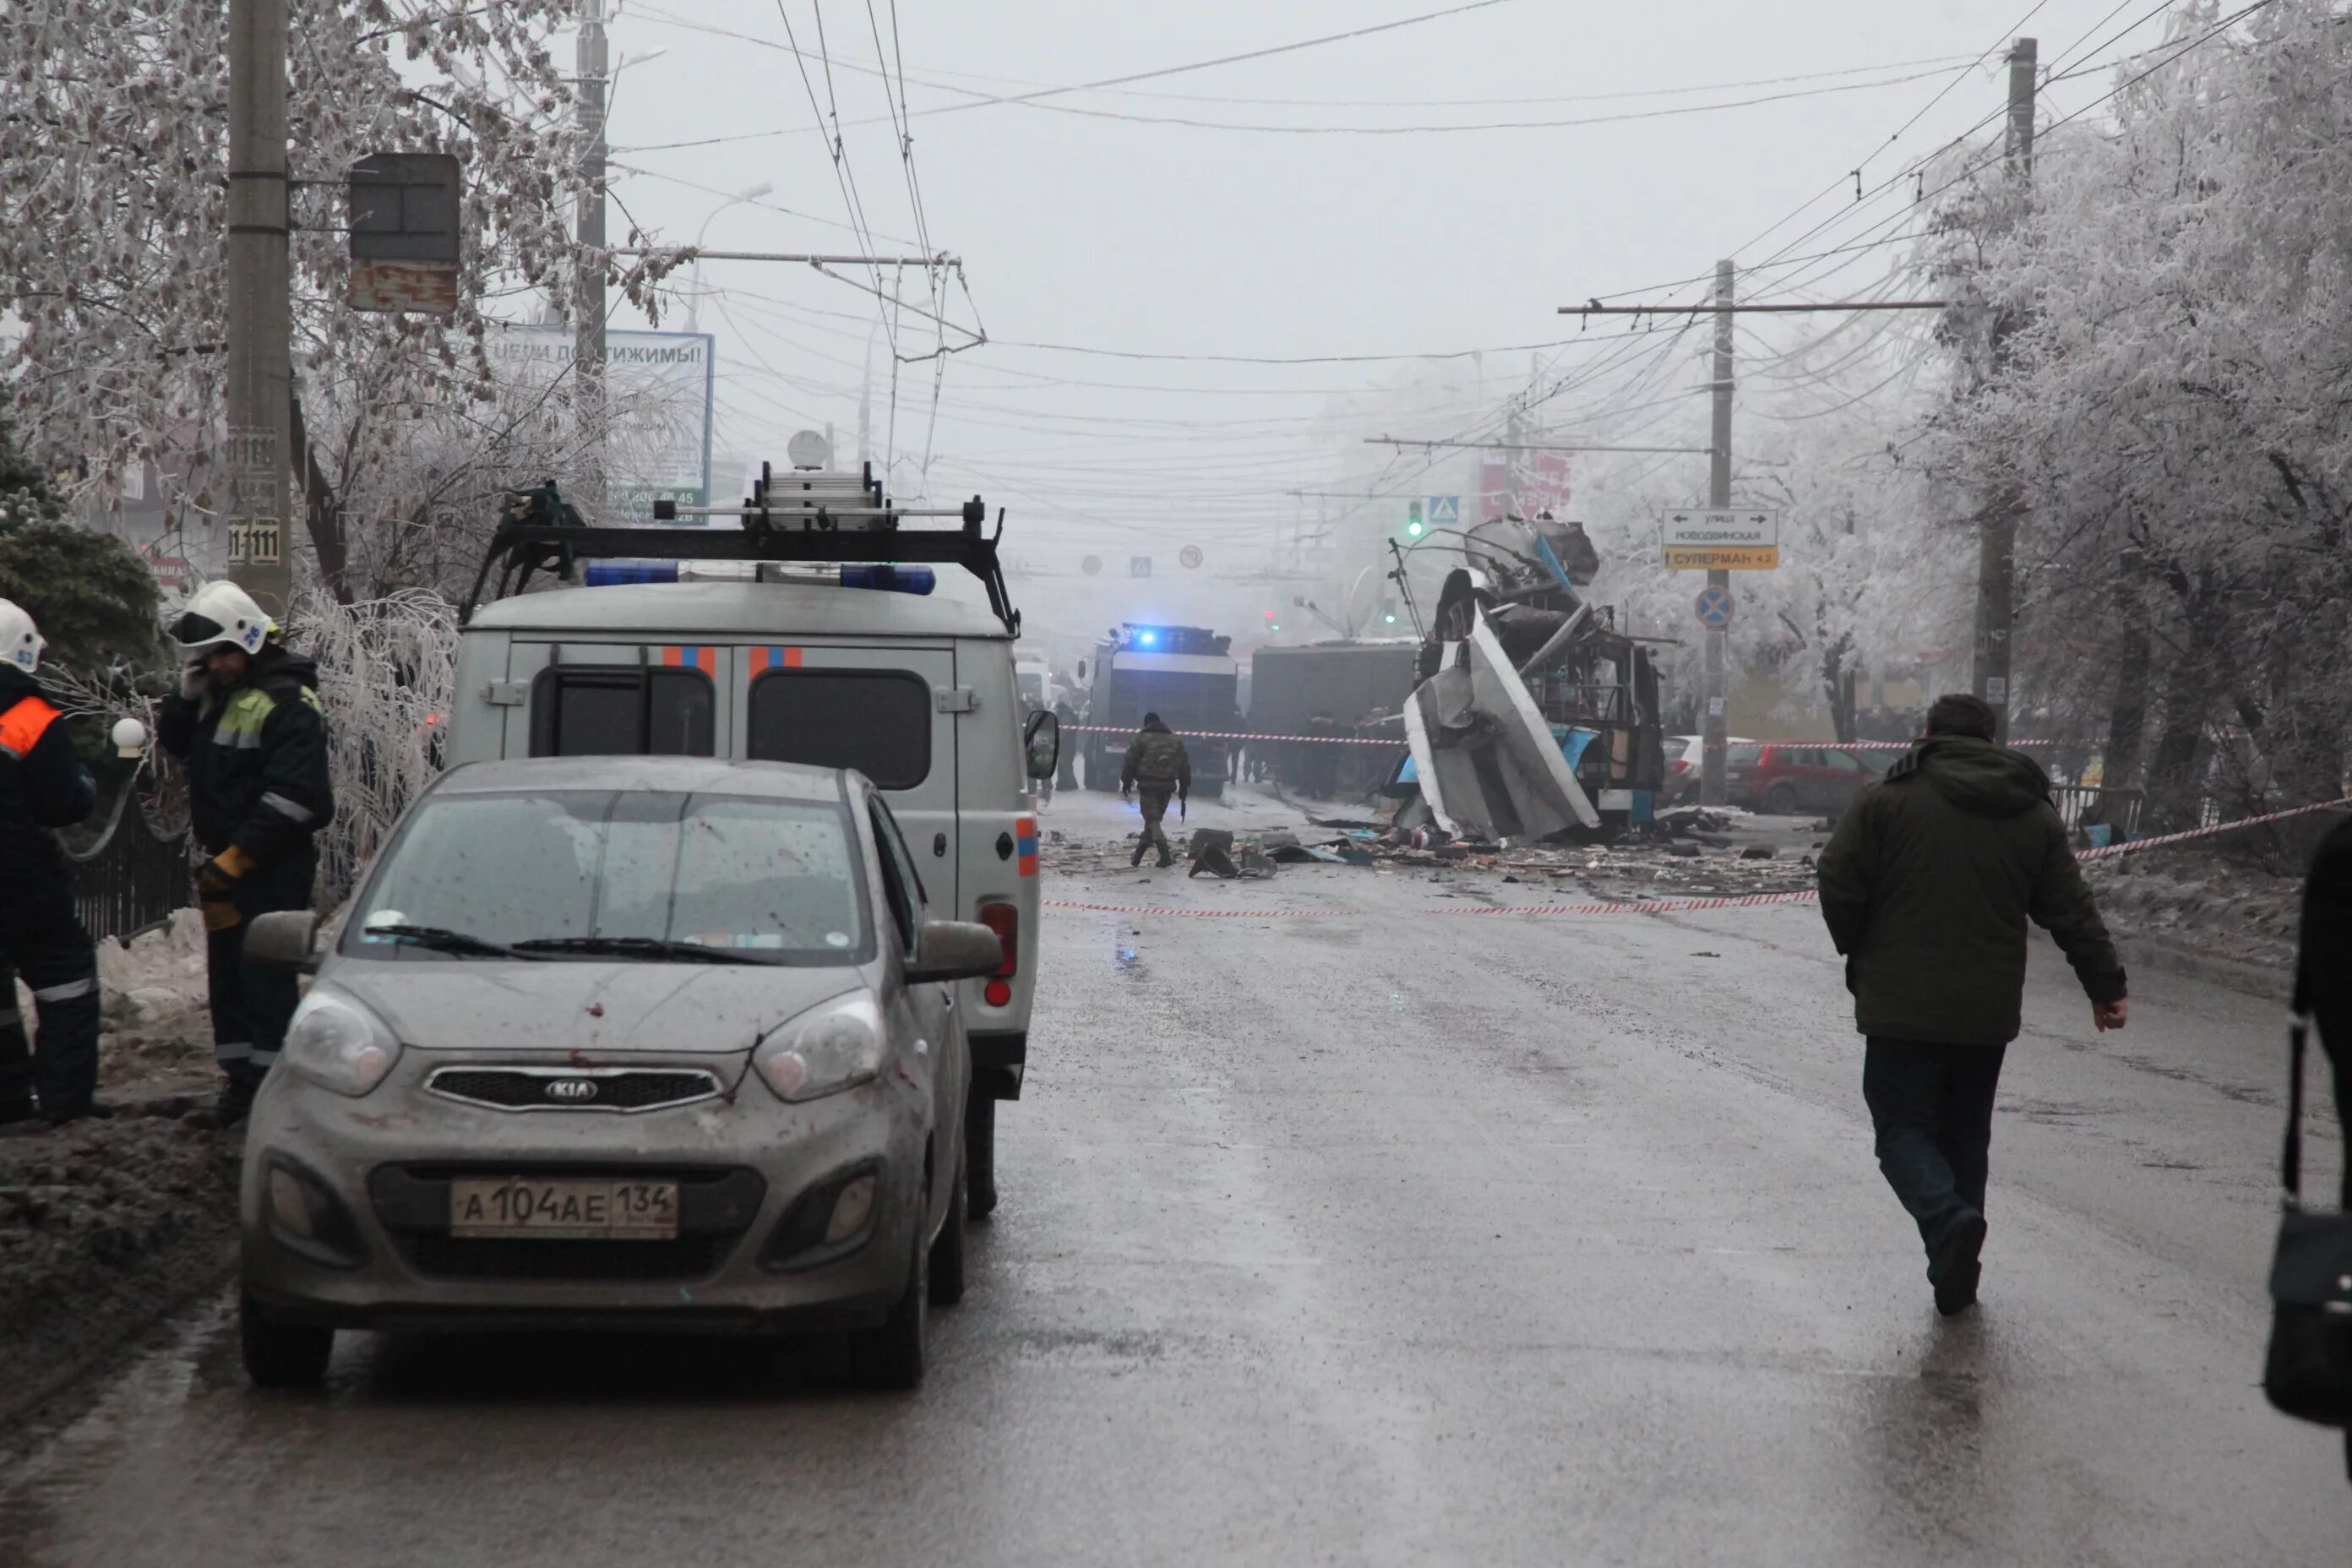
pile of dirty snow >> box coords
[0,1100,239,1420]
[2086,849,2304,975]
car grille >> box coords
[396,1232,735,1282]
[425,1067,721,1113]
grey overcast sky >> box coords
[593,1,2177,565]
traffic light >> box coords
[1264,607,1281,634]
[1405,499,1425,539]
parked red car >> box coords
[1723,742,1886,814]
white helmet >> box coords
[172,580,272,658]
[0,598,41,675]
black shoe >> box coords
[43,1101,117,1128]
[1156,851,1175,868]
[1931,1211,1988,1317]
[0,1102,35,1130]
[215,1079,259,1129]
[1130,840,1146,868]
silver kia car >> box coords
[235,756,1004,1391]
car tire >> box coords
[929,1141,968,1307]
[965,1092,999,1222]
[848,1238,928,1391]
[240,1291,332,1389]
[1761,783,1799,815]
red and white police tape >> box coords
[1062,723,1396,747]
[1040,797,2350,920]
[1060,722,2060,751]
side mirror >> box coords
[905,919,1004,984]
[1023,708,1060,780]
[245,909,320,972]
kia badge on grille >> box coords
[545,1079,601,1103]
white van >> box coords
[446,471,1056,1214]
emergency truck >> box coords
[446,466,1055,1210]
[1077,623,1240,799]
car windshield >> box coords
[348,790,871,966]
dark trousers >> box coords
[204,847,313,1087]
[1863,1037,2007,1266]
[1137,786,1175,858]
[0,896,100,1115]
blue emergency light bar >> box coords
[583,561,937,594]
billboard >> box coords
[485,326,716,520]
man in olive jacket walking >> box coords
[1817,694,2128,1315]
[1120,712,1190,868]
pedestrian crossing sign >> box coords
[1429,495,1460,525]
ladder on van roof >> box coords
[460,462,1019,633]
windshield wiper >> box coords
[509,935,766,965]
[364,923,538,960]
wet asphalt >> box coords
[3,783,2347,1566]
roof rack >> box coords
[460,461,1018,632]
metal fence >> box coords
[61,776,195,944]
[2050,785,2145,837]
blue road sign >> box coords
[1695,584,1736,629]
[1428,495,1460,525]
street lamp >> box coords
[685,181,774,333]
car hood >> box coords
[323,959,872,1055]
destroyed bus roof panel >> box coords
[1403,611,1599,840]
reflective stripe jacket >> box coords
[0,667,97,896]
[157,647,334,861]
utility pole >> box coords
[575,0,609,517]
[1974,36,2036,740]
[224,0,291,616]
[1700,258,1735,807]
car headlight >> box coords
[281,992,402,1097]
[753,994,883,1102]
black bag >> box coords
[2261,1023,2352,1426]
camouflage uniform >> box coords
[1121,721,1192,865]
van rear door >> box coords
[503,640,730,760]
[742,641,960,912]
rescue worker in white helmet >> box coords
[0,598,106,1130]
[158,583,334,1126]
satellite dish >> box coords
[787,429,831,470]
[1081,554,1103,576]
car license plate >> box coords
[448,1178,679,1240]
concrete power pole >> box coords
[1699,258,1736,807]
[1973,36,2036,739]
[574,0,609,515]
[224,0,292,616]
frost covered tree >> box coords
[1576,317,1957,738]
[1915,0,2352,822]
[1,2,683,600]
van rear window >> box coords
[748,670,931,789]
[530,667,714,758]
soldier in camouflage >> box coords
[1120,712,1191,868]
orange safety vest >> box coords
[0,694,60,761]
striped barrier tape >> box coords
[1063,723,1399,748]
[1041,798,2349,919]
[2076,796,2350,859]
[1061,723,2061,752]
